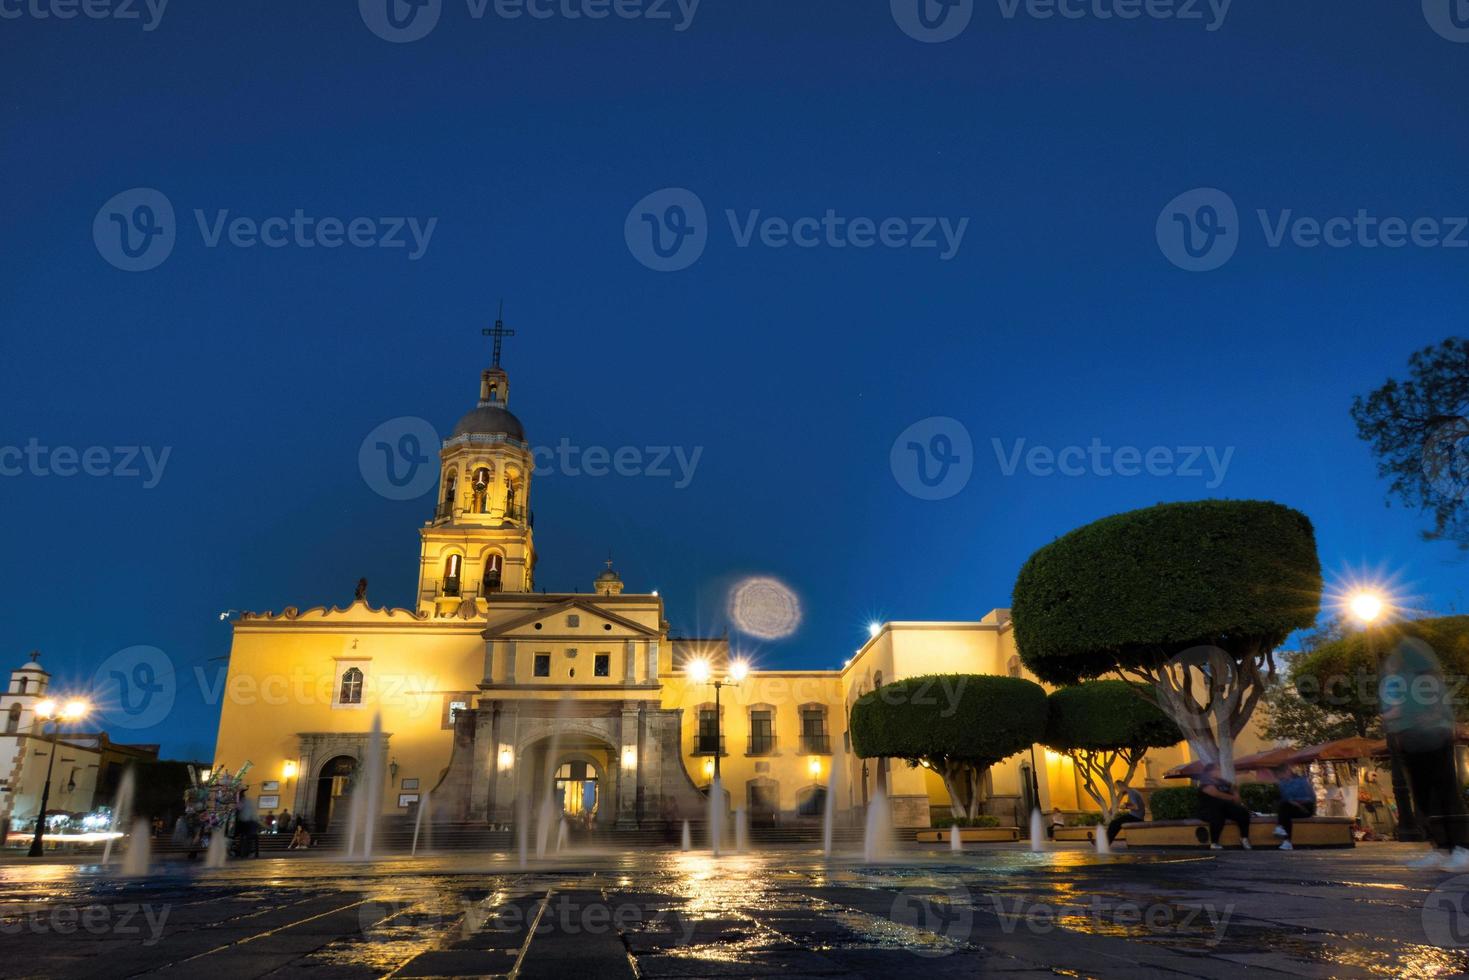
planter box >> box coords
[1121,815,1354,849]
[1053,826,1100,842]
[915,826,1020,843]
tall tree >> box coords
[1012,499,1323,782]
[1351,337,1469,549]
[1042,681,1181,819]
[848,674,1046,821]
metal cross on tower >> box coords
[482,301,516,367]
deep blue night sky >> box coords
[2,1,1465,759]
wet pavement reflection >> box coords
[1,842,1466,978]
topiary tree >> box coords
[1042,680,1182,819]
[849,674,1047,821]
[1012,499,1322,782]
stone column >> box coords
[616,702,639,828]
[504,641,518,686]
[489,702,520,825]
[646,639,660,684]
[481,638,495,685]
[623,639,636,685]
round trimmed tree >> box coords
[1012,499,1322,782]
[1043,680,1182,819]
[849,674,1046,821]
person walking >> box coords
[237,790,261,858]
[1381,639,1469,870]
[1196,765,1253,850]
[1273,766,1316,850]
[1106,779,1147,845]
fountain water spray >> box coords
[863,787,893,863]
[360,713,385,860]
[734,807,747,853]
[950,824,962,852]
[516,792,530,869]
[1095,825,1111,855]
[120,818,151,877]
[1029,809,1047,853]
[103,766,136,866]
[411,789,432,857]
[822,748,845,858]
[680,820,691,851]
[708,777,723,856]
[536,797,558,860]
[556,817,569,854]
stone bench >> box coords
[914,826,1021,843]
[1119,815,1354,849]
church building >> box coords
[210,330,1201,834]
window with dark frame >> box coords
[339,667,364,705]
[534,653,551,677]
[594,653,610,677]
[748,709,774,754]
[696,707,720,754]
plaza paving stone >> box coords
[0,841,1467,978]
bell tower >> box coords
[416,310,537,616]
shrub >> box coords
[1068,812,1105,827]
[1148,787,1199,820]
[1240,782,1280,814]
[1043,680,1183,819]
[931,814,1001,829]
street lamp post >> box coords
[1349,590,1422,842]
[686,656,749,784]
[27,699,89,857]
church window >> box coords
[448,700,468,723]
[594,654,610,677]
[18,678,27,694]
[873,671,883,688]
[567,614,580,628]
[441,472,457,518]
[534,654,551,677]
[800,706,829,754]
[472,467,492,513]
[483,554,503,593]
[1006,656,1022,679]
[339,668,364,705]
[443,555,462,597]
[5,704,21,734]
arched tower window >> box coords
[1007,656,1022,679]
[339,667,364,705]
[472,467,492,513]
[441,471,457,518]
[5,704,21,734]
[443,554,463,597]
[483,553,503,593]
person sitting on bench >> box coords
[1106,779,1147,844]
[1273,766,1316,850]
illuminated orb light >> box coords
[1349,591,1385,624]
[867,621,881,639]
[728,659,750,683]
[728,576,802,640]
[685,656,712,683]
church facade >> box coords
[211,344,1203,833]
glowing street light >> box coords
[685,654,751,782]
[867,622,881,639]
[28,695,90,857]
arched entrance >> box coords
[554,760,599,822]
[521,736,613,829]
[314,755,356,833]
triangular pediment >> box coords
[482,597,659,639]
